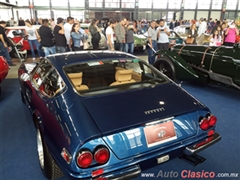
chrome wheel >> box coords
[37,129,44,169]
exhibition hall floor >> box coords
[0,56,240,180]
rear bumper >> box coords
[93,165,141,180]
[184,133,221,155]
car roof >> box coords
[47,51,139,69]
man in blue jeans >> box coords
[147,20,158,65]
[115,17,128,51]
[38,19,56,57]
[0,21,15,66]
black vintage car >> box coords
[153,44,240,90]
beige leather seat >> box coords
[67,72,89,91]
[115,67,142,82]
[110,69,136,86]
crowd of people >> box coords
[0,16,239,66]
[187,18,239,47]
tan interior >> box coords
[115,67,142,82]
[67,72,89,91]
[110,69,136,86]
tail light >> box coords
[199,114,217,130]
[209,115,217,127]
[76,150,93,168]
[94,147,110,165]
[199,118,209,130]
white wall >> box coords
[183,11,195,20]
[196,11,209,20]
[210,11,221,20]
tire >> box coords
[154,58,176,81]
[36,125,64,180]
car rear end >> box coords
[58,54,220,179]
[62,108,220,180]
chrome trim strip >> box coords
[145,116,174,126]
[184,133,221,155]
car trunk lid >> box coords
[82,83,205,135]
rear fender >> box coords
[155,50,199,80]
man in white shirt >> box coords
[106,19,117,50]
[198,18,207,37]
[64,16,74,51]
[156,19,170,50]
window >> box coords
[0,8,12,21]
[226,0,238,10]
[52,0,68,7]
[89,0,103,8]
[168,0,181,9]
[37,10,51,19]
[70,0,84,7]
[17,9,31,20]
[212,0,223,9]
[153,0,167,9]
[139,0,152,8]
[184,0,197,9]
[122,0,135,8]
[34,0,50,6]
[16,0,29,6]
[105,0,120,8]
[71,10,85,21]
[53,10,69,19]
[32,60,65,97]
[198,0,210,9]
[64,59,167,96]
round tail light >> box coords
[94,147,110,164]
[209,115,217,127]
[199,118,209,130]
[76,150,93,168]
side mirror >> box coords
[20,73,30,82]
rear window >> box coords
[64,58,168,96]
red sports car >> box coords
[5,26,40,51]
[0,56,9,94]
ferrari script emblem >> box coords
[144,107,165,115]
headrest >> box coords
[67,72,83,86]
[67,72,83,79]
[115,69,133,82]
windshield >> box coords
[64,58,168,96]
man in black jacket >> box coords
[0,21,15,66]
[39,19,56,57]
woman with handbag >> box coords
[89,19,101,50]
[187,23,198,44]
[70,23,84,51]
